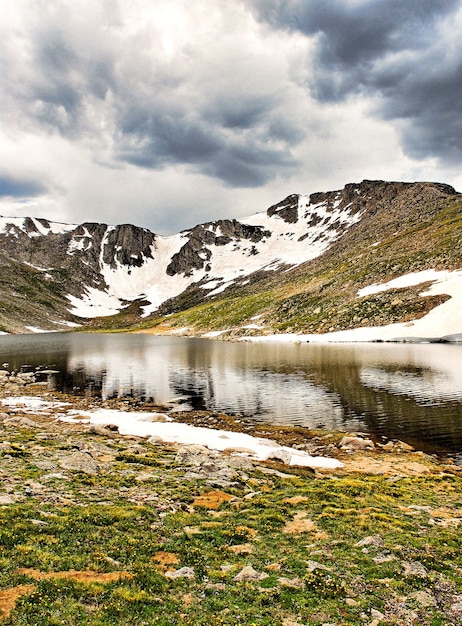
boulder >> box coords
[164,567,195,580]
[233,565,268,582]
[60,451,100,475]
[339,436,375,451]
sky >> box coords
[1,0,461,235]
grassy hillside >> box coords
[0,256,84,334]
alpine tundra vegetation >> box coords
[0,372,461,625]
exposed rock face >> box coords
[166,220,271,276]
[267,194,299,223]
[102,224,156,269]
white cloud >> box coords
[0,0,460,234]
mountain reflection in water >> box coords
[0,333,461,454]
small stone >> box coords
[266,449,292,464]
[346,598,360,607]
[60,451,100,475]
[164,567,195,580]
[381,441,395,451]
[306,560,330,572]
[233,565,268,582]
[408,590,436,607]
[278,576,303,589]
[396,440,414,452]
[88,424,119,436]
[0,494,15,504]
[175,445,218,467]
[402,561,427,577]
[373,554,396,564]
[371,609,385,620]
[205,582,226,591]
[355,535,383,548]
[228,543,253,554]
[339,436,375,451]
[5,416,39,428]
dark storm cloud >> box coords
[0,176,46,198]
[19,30,115,136]
[113,79,299,186]
[8,11,300,189]
[250,0,462,163]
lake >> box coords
[0,332,461,456]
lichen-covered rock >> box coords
[60,451,100,475]
[339,436,375,451]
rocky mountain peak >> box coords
[266,194,300,223]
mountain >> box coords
[0,180,461,338]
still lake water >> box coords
[0,333,461,455]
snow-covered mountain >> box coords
[0,180,460,335]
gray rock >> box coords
[0,494,16,504]
[278,576,303,588]
[266,449,292,464]
[60,451,100,475]
[175,444,219,467]
[408,590,436,607]
[164,567,195,580]
[306,560,330,572]
[175,444,253,484]
[371,608,385,620]
[4,416,39,428]
[339,436,375,451]
[88,424,119,436]
[233,565,269,582]
[402,561,428,578]
[355,535,383,548]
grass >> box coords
[1,406,461,625]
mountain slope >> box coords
[0,180,460,337]
[133,180,462,339]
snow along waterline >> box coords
[1,396,343,469]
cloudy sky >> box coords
[1,0,461,234]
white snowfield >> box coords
[69,409,343,469]
[0,216,77,237]
[54,193,363,318]
[0,396,343,469]
[244,269,462,343]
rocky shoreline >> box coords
[1,371,462,624]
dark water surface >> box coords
[0,333,461,455]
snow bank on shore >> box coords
[67,408,343,469]
[0,396,342,469]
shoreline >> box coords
[1,375,462,624]
[1,372,459,472]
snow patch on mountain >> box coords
[357,270,447,297]
[244,269,462,343]
[67,287,126,318]
[63,193,364,319]
[0,216,76,237]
